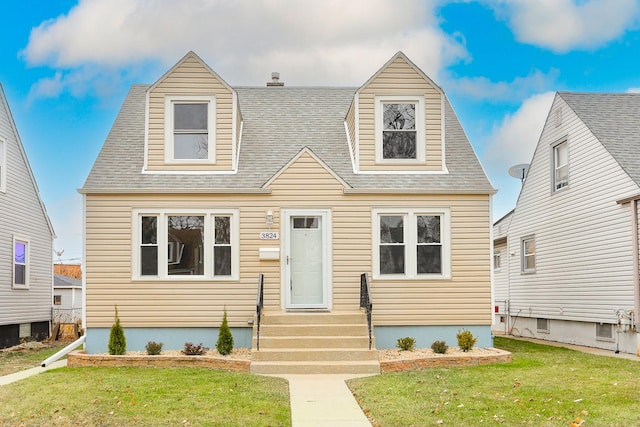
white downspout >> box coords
[41,335,85,367]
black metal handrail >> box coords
[255,273,264,350]
[360,272,373,350]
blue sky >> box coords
[2,0,640,263]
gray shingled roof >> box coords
[559,92,640,187]
[82,85,493,193]
[54,274,81,288]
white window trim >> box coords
[521,235,536,274]
[374,95,425,164]
[164,95,216,164]
[493,251,501,271]
[12,236,29,289]
[372,208,450,280]
[0,138,6,193]
[132,209,239,281]
[552,139,568,192]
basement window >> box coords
[596,323,614,341]
[536,318,550,333]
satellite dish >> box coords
[508,164,529,183]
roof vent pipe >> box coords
[267,72,284,87]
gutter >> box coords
[41,335,85,367]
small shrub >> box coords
[216,310,234,356]
[108,305,126,355]
[183,342,206,355]
[396,337,416,351]
[456,329,478,352]
[431,340,448,354]
[145,341,163,355]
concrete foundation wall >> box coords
[85,327,253,354]
[497,316,638,355]
[373,325,492,350]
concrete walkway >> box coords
[281,374,374,426]
[0,359,67,386]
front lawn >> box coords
[0,342,73,377]
[348,337,640,426]
[0,367,290,426]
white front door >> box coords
[283,209,331,309]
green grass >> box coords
[0,343,73,376]
[0,367,290,426]
[349,337,640,426]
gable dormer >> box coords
[346,52,444,173]
[144,52,240,172]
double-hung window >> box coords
[134,209,238,280]
[374,208,449,279]
[165,96,215,163]
[0,138,6,192]
[521,236,536,273]
[13,237,28,288]
[553,140,568,191]
[375,96,425,163]
[493,252,501,271]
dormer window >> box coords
[165,95,216,163]
[375,96,425,163]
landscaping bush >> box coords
[108,305,126,355]
[431,340,448,354]
[216,310,234,355]
[396,337,416,351]
[183,342,206,355]
[456,329,477,352]
[145,341,163,355]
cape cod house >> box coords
[81,52,495,372]
[0,83,55,349]
[492,92,640,356]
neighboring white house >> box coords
[53,274,83,324]
[0,83,55,349]
[492,209,513,335]
[493,92,640,355]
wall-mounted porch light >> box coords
[266,210,274,229]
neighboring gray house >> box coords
[0,83,55,348]
[494,92,640,355]
[53,274,83,324]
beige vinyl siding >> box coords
[358,55,443,171]
[0,92,54,326]
[86,152,491,328]
[507,97,638,323]
[147,55,235,171]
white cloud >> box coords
[48,193,84,263]
[627,87,640,93]
[487,0,640,52]
[22,0,468,96]
[480,91,555,218]
[482,91,556,173]
[446,69,559,102]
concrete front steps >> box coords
[250,311,380,375]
